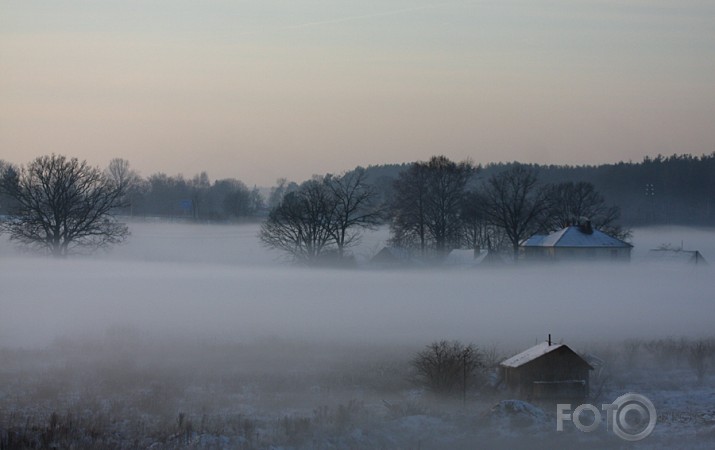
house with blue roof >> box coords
[520,221,632,262]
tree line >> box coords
[360,152,715,227]
[258,169,381,265]
[260,155,628,263]
[1,157,265,222]
[2,152,711,259]
[0,155,266,256]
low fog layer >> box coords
[1,223,713,350]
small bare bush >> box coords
[382,400,428,419]
[688,338,715,384]
[282,415,312,446]
[411,340,483,395]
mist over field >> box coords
[1,222,714,448]
[1,222,713,350]
[3,0,714,445]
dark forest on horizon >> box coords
[1,152,713,227]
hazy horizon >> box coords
[3,151,706,189]
[2,0,714,185]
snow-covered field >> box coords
[1,222,714,449]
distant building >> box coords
[500,339,593,401]
[370,246,412,266]
[444,248,489,267]
[646,248,708,266]
[443,248,510,267]
[520,222,632,262]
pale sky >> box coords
[1,1,714,185]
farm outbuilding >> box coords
[646,248,708,266]
[370,246,412,266]
[500,340,593,401]
[443,248,489,267]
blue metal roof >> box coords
[522,226,632,248]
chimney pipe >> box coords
[548,334,551,346]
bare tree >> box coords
[423,156,475,253]
[218,180,260,219]
[460,190,509,253]
[542,181,628,239]
[325,168,381,258]
[261,171,380,263]
[390,156,474,255]
[390,162,429,253]
[481,165,550,261]
[259,178,336,263]
[688,339,715,384]
[0,154,129,257]
[106,158,139,192]
[0,160,20,215]
[268,178,298,209]
[106,158,145,216]
[188,172,210,220]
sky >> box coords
[1,0,714,186]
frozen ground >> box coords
[1,222,714,448]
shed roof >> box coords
[501,342,564,368]
[444,249,489,266]
[500,342,593,370]
[372,246,410,262]
[521,226,632,248]
[522,234,546,246]
[646,249,708,265]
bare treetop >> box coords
[0,154,129,257]
[481,165,550,261]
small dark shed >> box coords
[370,247,412,266]
[500,341,593,401]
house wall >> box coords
[522,246,631,262]
[554,247,630,262]
[532,380,587,400]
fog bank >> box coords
[2,230,713,350]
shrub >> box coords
[411,340,483,395]
[688,339,715,384]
